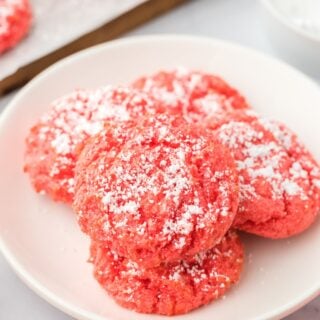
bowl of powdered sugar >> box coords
[261,0,320,78]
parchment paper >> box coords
[0,0,147,80]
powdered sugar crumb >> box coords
[282,179,302,196]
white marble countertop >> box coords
[0,0,319,319]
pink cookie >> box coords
[212,112,320,238]
[74,114,239,267]
[90,231,244,316]
[132,68,250,124]
[0,0,32,53]
[24,87,160,204]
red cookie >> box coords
[132,68,250,123]
[74,114,239,267]
[90,231,244,316]
[24,87,160,204]
[0,0,32,54]
[213,112,320,238]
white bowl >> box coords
[0,35,320,320]
[261,0,320,79]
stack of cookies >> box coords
[24,69,320,315]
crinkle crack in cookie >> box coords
[24,87,161,204]
[213,111,320,238]
[74,114,239,267]
[0,0,32,53]
[90,231,244,316]
[132,68,250,124]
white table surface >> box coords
[0,0,319,319]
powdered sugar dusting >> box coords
[98,129,200,240]
[311,166,320,189]
[115,232,241,285]
[282,179,302,196]
[194,93,222,114]
[216,120,309,202]
[0,0,26,34]
[25,86,158,201]
[91,231,243,313]
[51,133,71,155]
[259,118,293,151]
[133,69,249,123]
[164,233,240,285]
[79,114,237,260]
[259,118,320,199]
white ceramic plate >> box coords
[0,35,320,320]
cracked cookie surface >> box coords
[132,68,250,124]
[90,231,244,316]
[74,114,239,267]
[24,87,161,204]
[212,111,320,238]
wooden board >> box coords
[0,0,187,95]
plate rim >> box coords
[0,34,320,320]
